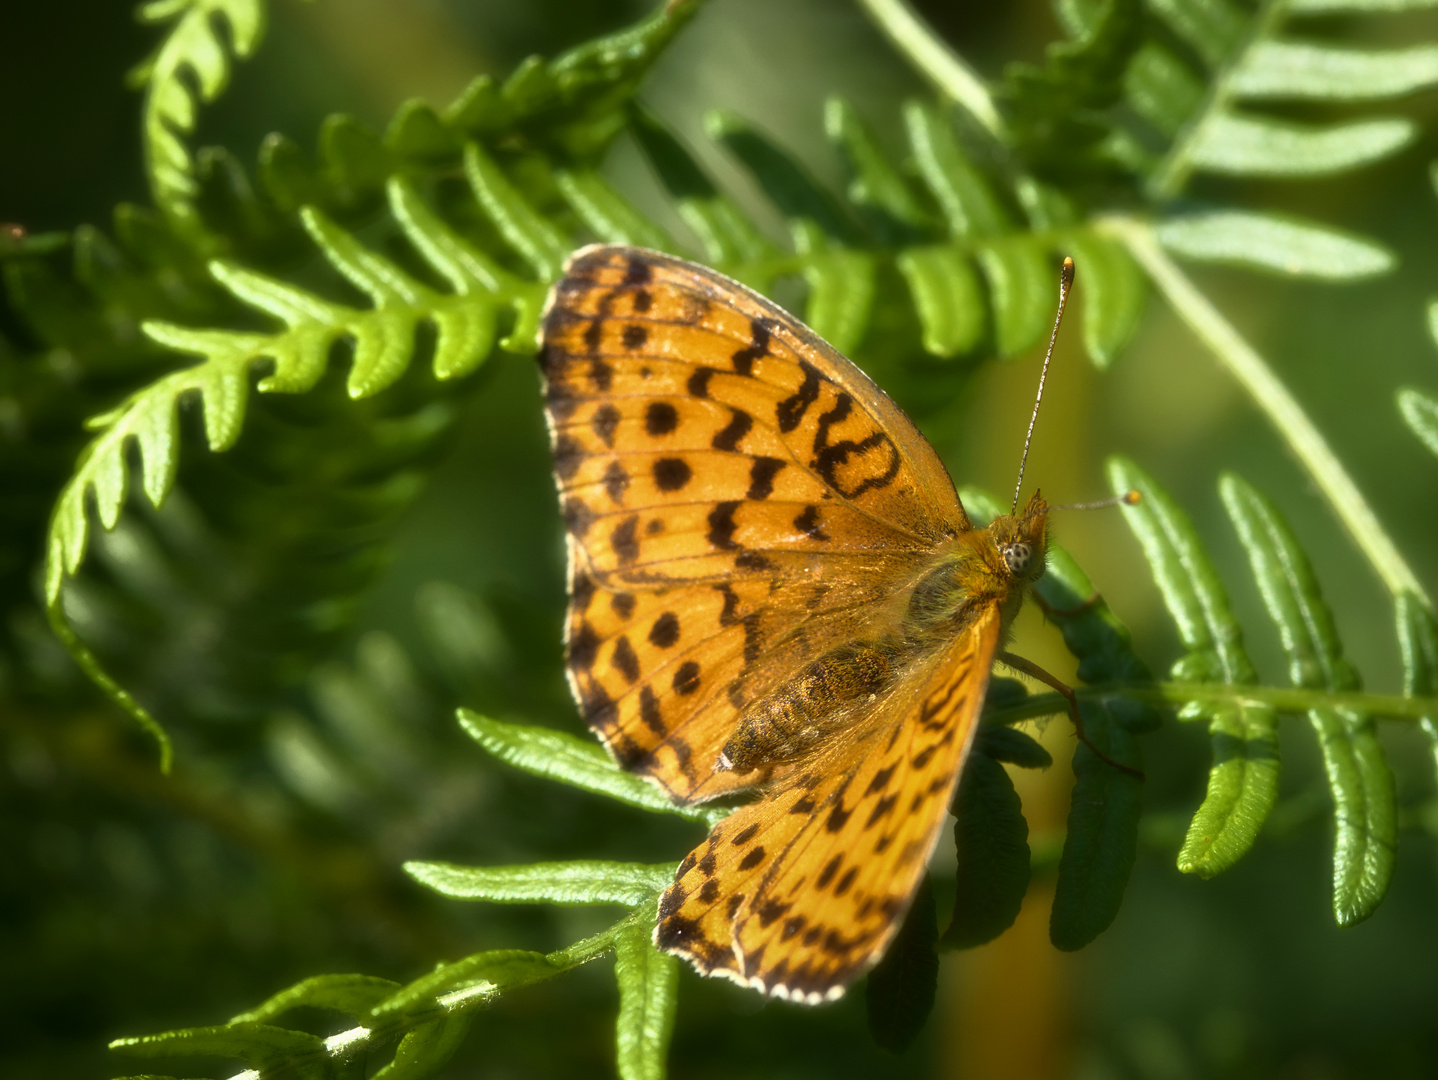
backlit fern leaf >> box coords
[46,179,544,601]
[1126,0,1438,197]
[1112,456,1398,925]
[110,703,695,1080]
[130,0,271,236]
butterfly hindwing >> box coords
[655,604,1001,1001]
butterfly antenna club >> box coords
[1011,256,1075,514]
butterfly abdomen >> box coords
[720,636,907,773]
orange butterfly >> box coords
[539,245,1085,1003]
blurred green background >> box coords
[3,1,1438,1077]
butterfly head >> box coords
[988,490,1049,584]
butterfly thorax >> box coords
[718,494,1049,776]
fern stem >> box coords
[1145,0,1286,201]
[852,0,1005,140]
[990,682,1438,726]
[45,599,173,773]
[1102,215,1429,606]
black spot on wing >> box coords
[623,258,652,286]
[688,366,717,398]
[611,635,640,683]
[611,515,640,564]
[794,505,829,541]
[610,730,647,768]
[646,401,678,436]
[564,497,595,538]
[658,882,686,920]
[653,458,692,491]
[746,457,786,500]
[570,571,595,612]
[582,681,618,728]
[602,460,629,504]
[569,622,599,671]
[673,660,702,696]
[591,403,621,447]
[639,685,666,734]
[707,502,740,550]
[866,764,897,794]
[731,823,760,846]
[809,393,903,499]
[649,611,680,648]
[589,357,613,392]
[756,897,790,927]
[553,435,583,481]
[741,613,764,663]
[715,584,740,626]
[864,793,898,829]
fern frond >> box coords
[961,487,1153,950]
[1136,0,1438,198]
[248,0,708,226]
[1396,593,1438,788]
[864,881,938,1054]
[1399,386,1438,458]
[43,177,547,754]
[942,751,1030,950]
[1153,211,1394,279]
[47,179,541,598]
[1221,472,1396,926]
[114,884,672,1080]
[999,0,1145,175]
[1109,456,1280,880]
[1111,457,1401,925]
[633,99,1149,370]
[37,2,711,755]
[405,860,676,907]
[130,0,271,236]
[613,921,681,1080]
[458,710,726,827]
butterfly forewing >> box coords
[541,246,968,800]
[654,604,1000,1001]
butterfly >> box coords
[538,244,1079,1004]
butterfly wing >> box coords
[541,245,968,800]
[655,603,1001,1000]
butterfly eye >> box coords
[1002,542,1032,575]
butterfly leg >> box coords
[995,651,1144,780]
[1033,590,1102,620]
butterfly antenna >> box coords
[1052,490,1141,512]
[1011,256,1075,514]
